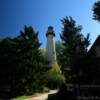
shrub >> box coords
[46,63,65,88]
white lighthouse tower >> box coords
[45,26,57,65]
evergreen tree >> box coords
[60,16,90,82]
[55,41,64,65]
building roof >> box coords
[88,35,100,56]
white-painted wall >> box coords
[46,34,57,64]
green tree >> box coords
[40,48,46,57]
[13,26,46,94]
[93,1,100,22]
[55,41,64,65]
[60,16,90,82]
[0,26,48,98]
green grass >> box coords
[14,88,50,100]
[14,93,48,100]
[14,95,31,100]
[13,93,40,100]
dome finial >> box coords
[46,26,55,37]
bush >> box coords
[41,87,50,93]
[46,63,65,88]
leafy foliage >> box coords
[55,41,64,65]
[60,16,90,82]
[46,63,65,88]
[0,26,48,98]
[93,1,100,22]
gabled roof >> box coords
[88,35,100,55]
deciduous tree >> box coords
[93,1,100,22]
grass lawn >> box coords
[13,93,41,100]
[14,95,31,100]
[14,90,50,100]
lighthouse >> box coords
[45,26,57,65]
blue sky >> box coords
[0,0,100,48]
